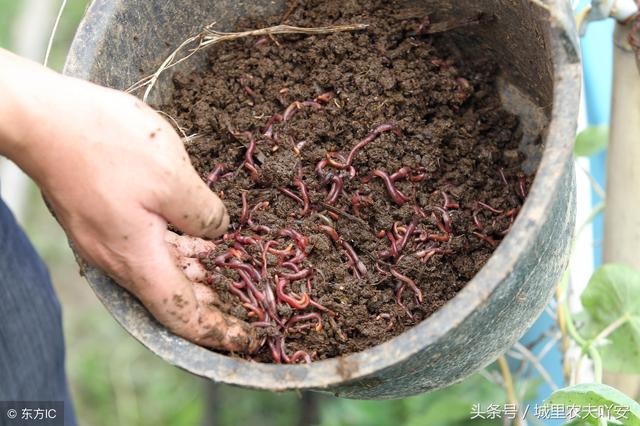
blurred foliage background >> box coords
[0,1,538,425]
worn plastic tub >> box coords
[64,0,580,399]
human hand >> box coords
[0,50,257,353]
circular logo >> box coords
[6,409,17,419]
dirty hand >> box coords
[0,49,256,353]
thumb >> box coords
[160,166,230,239]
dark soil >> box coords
[160,0,532,362]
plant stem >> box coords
[591,314,629,345]
[497,355,522,426]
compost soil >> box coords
[161,0,532,362]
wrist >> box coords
[0,49,69,177]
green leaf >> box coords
[545,383,640,426]
[580,264,640,373]
[574,126,608,157]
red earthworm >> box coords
[226,260,261,282]
[372,170,410,205]
[394,283,414,320]
[415,246,453,263]
[442,191,460,209]
[279,229,309,251]
[375,262,390,276]
[228,284,252,304]
[251,225,272,234]
[286,312,323,332]
[230,245,249,260]
[428,233,450,242]
[302,100,322,109]
[255,36,269,46]
[472,210,484,231]
[281,261,300,272]
[236,270,265,301]
[275,276,310,309]
[376,313,395,331]
[478,201,503,214]
[326,176,344,204]
[263,280,277,312]
[392,221,406,239]
[268,338,282,364]
[263,114,283,137]
[391,268,423,303]
[341,241,367,277]
[293,140,308,155]
[289,351,312,364]
[315,92,333,103]
[278,187,304,206]
[206,164,227,187]
[390,167,411,182]
[319,225,339,242]
[289,248,308,264]
[247,201,269,227]
[281,269,313,281]
[283,101,302,121]
[243,303,266,321]
[433,206,452,233]
[398,217,419,252]
[244,86,257,99]
[261,240,278,276]
[517,177,527,199]
[504,208,519,218]
[499,168,509,186]
[251,321,273,328]
[240,193,249,224]
[308,299,336,317]
[416,15,431,35]
[385,231,399,258]
[268,243,295,257]
[294,177,311,215]
[327,211,340,221]
[235,234,261,247]
[473,232,497,248]
[344,124,400,167]
[376,230,386,238]
[352,194,362,217]
[243,135,259,180]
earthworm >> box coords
[240,193,249,224]
[341,241,367,277]
[279,229,309,251]
[478,201,503,214]
[308,299,336,317]
[243,303,266,322]
[433,206,452,233]
[286,312,323,332]
[279,187,304,206]
[206,164,227,187]
[371,170,410,205]
[326,176,344,204]
[289,351,312,364]
[391,268,423,304]
[473,232,497,248]
[442,191,460,209]
[275,276,310,309]
[243,134,260,180]
[390,167,411,182]
[281,269,314,281]
[472,210,484,231]
[294,177,311,215]
[283,101,302,121]
[315,92,333,103]
[344,124,400,167]
[319,225,340,242]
